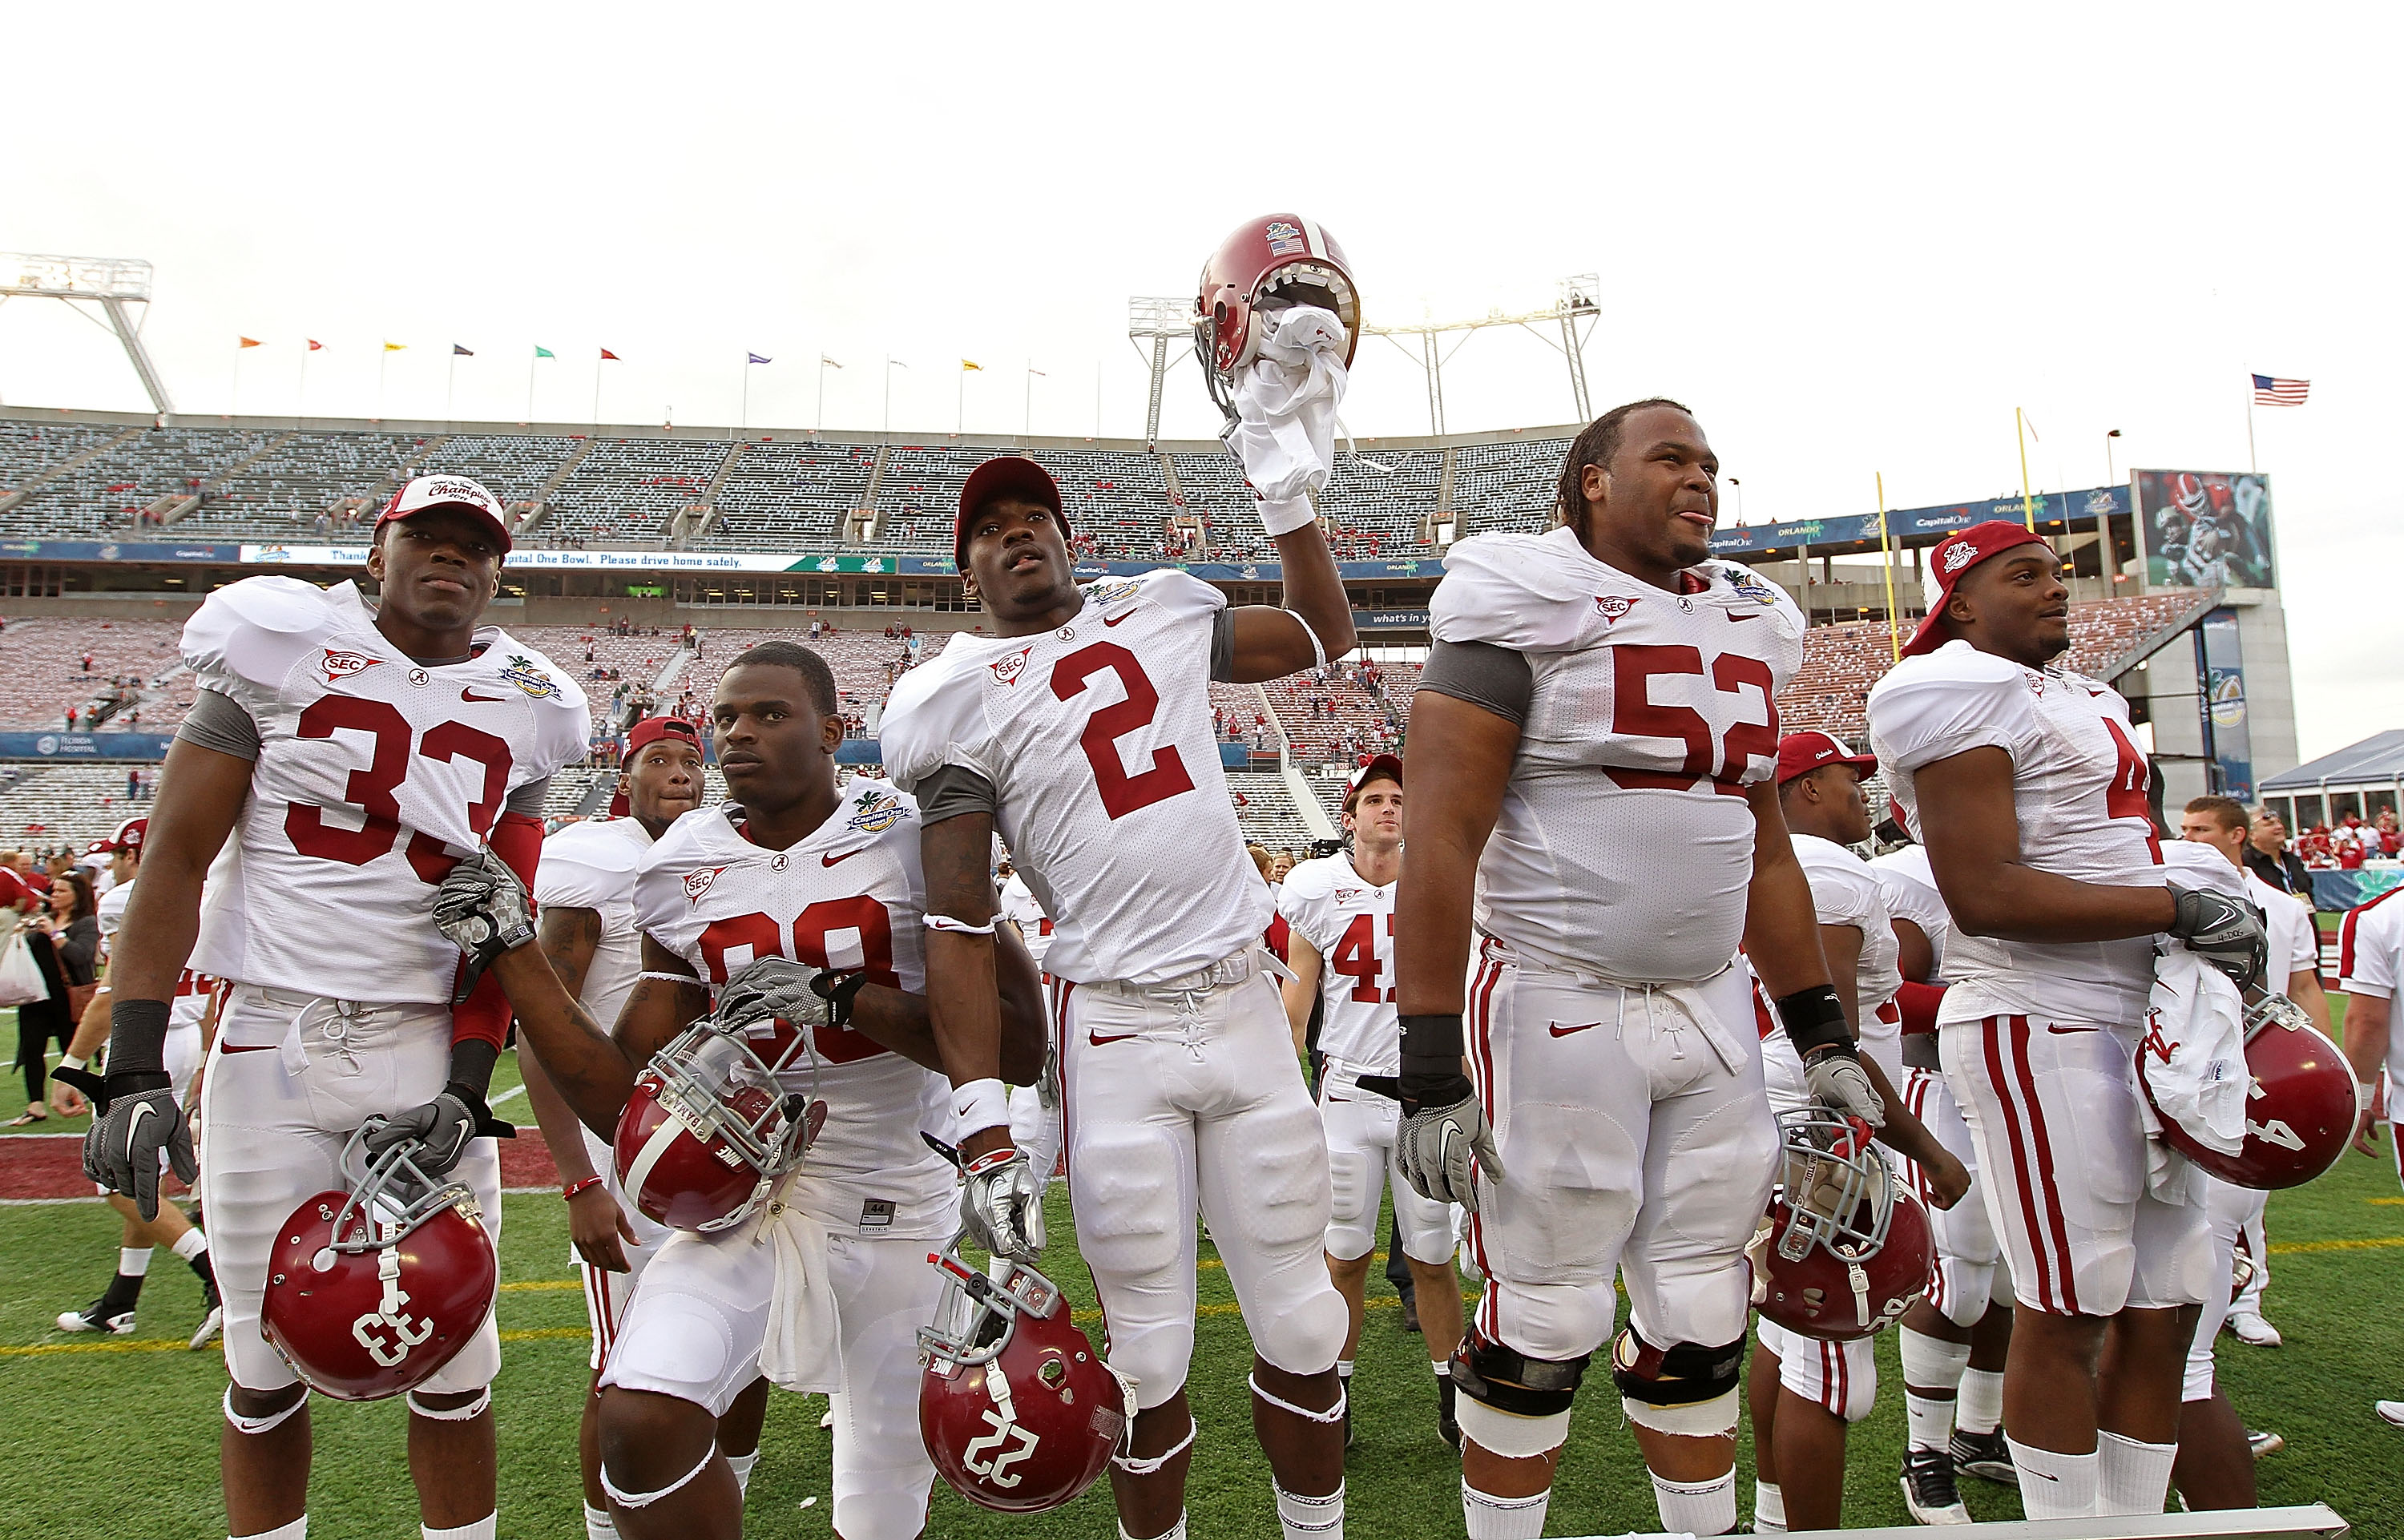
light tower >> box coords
[0,253,174,415]
[1126,296,1193,449]
[1364,274,1601,434]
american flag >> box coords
[2252,373,2309,406]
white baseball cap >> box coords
[376,474,513,554]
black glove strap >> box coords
[442,1077,517,1141]
[811,970,870,1027]
[107,998,172,1077]
[1774,985,1856,1060]
[1357,1015,1471,1114]
[56,1065,165,1113]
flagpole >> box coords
[231,344,243,419]
[1878,472,1900,662]
[296,345,310,429]
[2245,381,2258,473]
[2015,406,2037,532]
[446,349,458,426]
[593,355,603,429]
[741,359,749,434]
[1024,361,1033,441]
[957,365,965,436]
[377,348,389,421]
[526,351,537,425]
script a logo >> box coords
[991,646,1035,685]
[684,865,728,903]
[961,1409,1041,1488]
[321,648,380,682]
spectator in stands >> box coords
[2248,809,2316,906]
[2379,809,2402,858]
[63,707,78,731]
[12,870,97,1126]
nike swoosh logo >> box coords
[461,688,508,703]
[124,1103,153,1165]
[2046,1024,2100,1034]
[448,1117,472,1148]
[1726,611,1762,622]
[2023,1469,2060,1482]
[1549,1021,1602,1037]
[1103,610,1134,627]
[821,850,861,867]
[1087,1030,1137,1046]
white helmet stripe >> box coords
[1301,217,1327,260]
[619,1115,685,1215]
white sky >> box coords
[2,2,2395,759]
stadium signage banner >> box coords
[220,545,1440,583]
[0,731,175,760]
[1356,609,1432,631]
[0,538,244,562]
[1704,485,2130,556]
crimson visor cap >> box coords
[1776,731,1877,784]
[102,816,147,855]
[1902,520,2049,657]
[1344,752,1402,812]
[376,474,514,554]
[610,716,702,816]
[955,457,1068,572]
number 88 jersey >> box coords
[184,577,589,1005]
[1428,528,1805,986]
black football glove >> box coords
[63,1066,196,1223]
[2168,883,2269,992]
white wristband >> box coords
[925,913,997,936]
[950,1077,1010,1139]
[1256,494,1320,538]
[60,1054,87,1073]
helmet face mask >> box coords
[615,1018,821,1233]
[1749,1107,1932,1341]
[1192,214,1361,422]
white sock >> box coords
[2097,1431,2177,1517]
[1957,1367,2005,1436]
[1906,1392,1957,1453]
[723,1450,757,1498]
[583,1503,616,1540]
[1754,1478,1788,1532]
[1462,1481,1549,1540]
[1898,1328,1970,1392]
[1275,1479,1342,1540]
[1650,1469,1737,1535]
[1336,1359,1354,1384]
[2006,1437,2098,1519]
[421,1518,495,1540]
[1431,1357,1451,1377]
[119,1246,153,1276]
[1119,1514,1187,1540]
[172,1228,208,1261]
[233,1520,305,1540]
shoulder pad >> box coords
[1124,566,1228,623]
[182,576,344,691]
[1431,533,1596,649]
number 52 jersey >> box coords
[183,576,591,1005]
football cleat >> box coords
[2247,1428,2285,1458]
[1950,1427,2017,1486]
[2374,1401,2404,1429]
[56,1297,137,1335]
[190,1274,224,1351]
[1749,1107,1933,1340]
[1437,1373,1462,1452]
[2226,1310,2284,1348]
[1900,1445,1973,1525]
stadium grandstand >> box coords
[0,407,2301,856]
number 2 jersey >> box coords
[1424,526,1805,983]
[635,782,954,1239]
[1277,853,1397,1074]
[1866,637,2164,1026]
[182,576,589,1004]
[881,568,1271,986]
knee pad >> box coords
[1250,1272,1348,1377]
[1450,1327,1589,1421]
[1610,1326,1745,1437]
[1938,1256,1994,1329]
[407,1386,491,1421]
[223,1384,308,1437]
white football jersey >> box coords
[534,816,652,1031]
[882,569,1271,986]
[1277,853,1398,1073]
[184,578,589,1004]
[1792,833,1902,1080]
[2246,869,2317,995]
[1866,639,2162,1026]
[2340,888,2404,1086]
[1429,527,1805,983]
[1868,844,1953,982]
[998,871,1055,971]
[635,782,951,1238]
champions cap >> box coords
[376,474,514,554]
[1775,731,1877,784]
[1901,520,2050,658]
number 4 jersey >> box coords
[184,576,590,1004]
[1276,854,1397,1074]
[881,568,1269,987]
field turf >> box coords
[2,1037,2399,1538]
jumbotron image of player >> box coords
[82,475,590,1540]
[882,445,1361,1540]
[1866,520,2268,1518]
[1392,398,1933,1538]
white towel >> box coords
[757,1201,841,1393]
[1224,304,1350,535]
[2142,946,2249,1161]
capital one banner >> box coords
[2133,470,2276,590]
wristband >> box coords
[925,914,997,936]
[563,1176,605,1201]
[962,1146,1019,1179]
[2363,1079,2380,1107]
[950,1076,1010,1139]
[1774,985,1854,1058]
[107,998,172,1077]
[60,1054,88,1074]
[1256,494,1321,538]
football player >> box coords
[1870,836,2020,1506]
[1865,521,2265,1519]
[444,639,1047,1540]
[48,815,223,1347]
[994,852,1063,1172]
[85,476,590,1540]
[881,455,1358,1540]
[1394,400,1907,1539]
[1746,732,1969,1532]
[510,716,771,1540]
[1277,754,1464,1452]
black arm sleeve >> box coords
[916,764,1002,826]
[175,688,263,761]
[504,776,551,817]
[1208,611,1236,684]
[1416,639,1534,726]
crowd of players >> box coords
[40,389,2398,1540]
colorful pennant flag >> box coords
[748,353,771,365]
[238,337,262,349]
[599,349,621,361]
[962,359,983,372]
[453,344,474,357]
[307,339,323,352]
[534,345,555,359]
[821,355,843,369]
[383,341,406,353]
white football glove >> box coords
[1804,1046,1886,1128]
[959,1147,1046,1261]
[432,847,536,1002]
[1393,1091,1507,1212]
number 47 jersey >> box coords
[184,576,590,1005]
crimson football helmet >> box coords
[918,1248,1134,1514]
[1193,213,1361,421]
[260,1127,498,1401]
[614,1018,821,1233]
[1749,1108,1933,1342]
[2144,989,2358,1190]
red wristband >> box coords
[562,1176,605,1201]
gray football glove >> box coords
[433,847,537,1002]
[361,1084,504,1178]
[71,1070,196,1223]
[959,1147,1047,1260]
[2168,883,2269,992]
[1392,1090,1506,1212]
[1803,1045,1886,1128]
[714,956,834,1034]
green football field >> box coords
[3,1038,2399,1539]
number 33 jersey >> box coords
[635,784,954,1238]
[1429,527,1805,985]
[881,568,1269,987]
[184,576,590,1004]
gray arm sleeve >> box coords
[1416,639,1535,727]
[916,763,1002,826]
[175,687,264,761]
[1208,611,1236,683]
[505,776,551,817]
